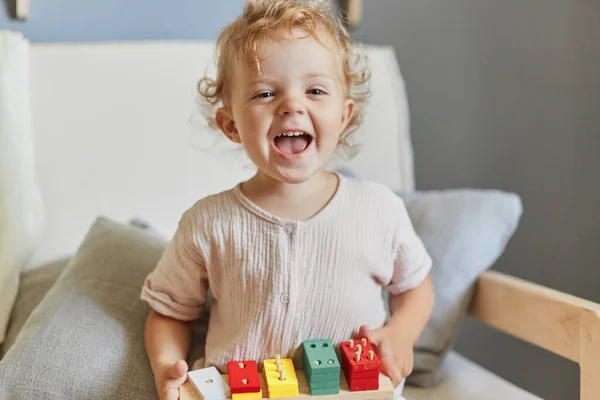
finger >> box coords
[163,387,180,400]
[357,325,383,346]
[382,356,403,388]
[401,361,413,379]
[173,360,188,378]
[358,325,370,339]
[166,360,188,385]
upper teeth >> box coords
[278,131,306,137]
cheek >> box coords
[241,107,270,129]
[315,102,346,127]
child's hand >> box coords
[155,359,188,400]
[358,324,412,388]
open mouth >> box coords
[273,131,313,155]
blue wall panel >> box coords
[0,0,241,42]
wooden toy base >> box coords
[180,370,395,400]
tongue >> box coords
[274,135,310,154]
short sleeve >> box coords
[384,197,432,295]
[140,210,209,321]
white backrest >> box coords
[27,41,414,268]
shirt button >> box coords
[280,294,290,304]
[284,224,294,234]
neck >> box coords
[240,169,339,220]
[251,170,332,196]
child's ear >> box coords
[341,98,355,131]
[216,107,241,143]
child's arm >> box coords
[145,310,193,400]
[140,209,209,399]
[387,274,434,346]
[359,274,435,387]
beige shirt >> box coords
[140,173,431,372]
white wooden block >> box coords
[188,367,231,400]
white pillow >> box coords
[0,31,45,345]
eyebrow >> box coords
[248,78,277,86]
[303,72,336,82]
[248,73,336,86]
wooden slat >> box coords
[180,370,394,400]
[469,270,600,399]
[468,270,593,362]
[579,309,600,400]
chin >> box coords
[273,167,320,185]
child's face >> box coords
[217,31,354,184]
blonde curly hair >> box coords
[197,0,371,153]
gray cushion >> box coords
[0,219,165,360]
[0,257,69,358]
[400,189,522,387]
[0,217,173,399]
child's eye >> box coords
[307,88,326,95]
[253,91,274,99]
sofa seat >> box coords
[404,351,542,400]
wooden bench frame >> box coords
[470,271,600,399]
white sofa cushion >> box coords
[404,351,542,400]
[0,31,45,346]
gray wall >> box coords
[3,1,599,399]
[354,1,599,399]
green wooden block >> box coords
[302,339,341,377]
[305,371,340,382]
[309,387,341,396]
[307,380,340,390]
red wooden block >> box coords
[345,373,379,382]
[340,339,381,373]
[343,366,380,379]
[227,360,261,394]
[346,371,380,387]
[349,380,380,392]
[348,376,379,386]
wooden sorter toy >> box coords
[180,338,394,400]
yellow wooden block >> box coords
[232,391,262,400]
[263,358,298,397]
[268,390,299,399]
[266,388,299,395]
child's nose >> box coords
[277,96,306,117]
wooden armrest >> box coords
[469,270,600,400]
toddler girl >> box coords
[141,1,434,399]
